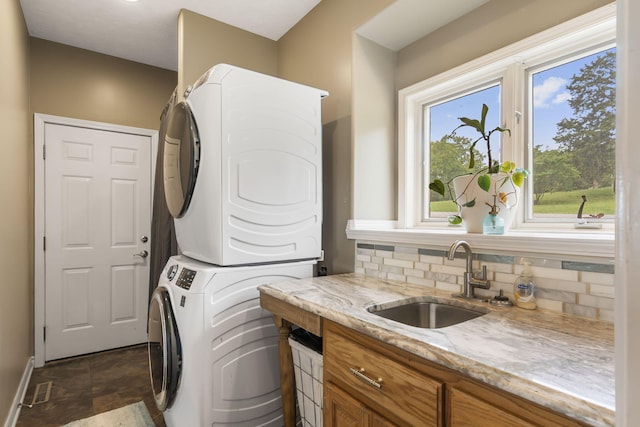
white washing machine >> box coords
[163,64,328,266]
[148,255,314,427]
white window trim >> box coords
[346,219,614,261]
[385,4,616,260]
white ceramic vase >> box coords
[452,173,520,233]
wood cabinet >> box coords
[447,387,536,427]
[445,379,586,427]
[323,320,587,427]
[260,291,591,427]
[325,381,398,427]
[324,320,442,426]
[325,382,368,427]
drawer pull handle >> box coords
[349,367,383,389]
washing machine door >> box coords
[148,287,182,411]
[163,101,200,218]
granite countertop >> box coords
[259,273,615,427]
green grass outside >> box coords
[431,187,615,215]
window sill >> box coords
[346,220,614,261]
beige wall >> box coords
[31,38,177,130]
[277,0,393,274]
[396,0,614,89]
[352,35,397,220]
[177,9,278,100]
[0,0,31,422]
[0,34,176,422]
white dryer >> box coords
[148,255,314,427]
[163,64,328,266]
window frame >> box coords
[421,80,504,222]
[523,43,617,224]
[398,5,616,236]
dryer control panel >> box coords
[167,264,179,281]
[176,268,197,290]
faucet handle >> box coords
[470,265,490,289]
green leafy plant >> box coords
[428,104,529,225]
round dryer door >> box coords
[148,287,182,411]
[163,101,200,218]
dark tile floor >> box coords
[16,344,165,427]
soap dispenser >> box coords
[513,262,536,309]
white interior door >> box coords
[43,122,152,361]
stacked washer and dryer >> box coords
[147,64,327,427]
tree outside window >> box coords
[530,47,616,218]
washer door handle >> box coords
[134,250,149,258]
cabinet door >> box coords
[371,412,398,427]
[449,387,534,427]
[447,385,587,427]
[325,382,369,427]
[325,382,398,427]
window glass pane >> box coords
[424,85,501,220]
[530,47,616,220]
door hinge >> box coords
[43,236,46,251]
[43,145,46,160]
[43,326,46,342]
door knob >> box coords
[134,250,149,258]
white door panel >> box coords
[44,122,151,361]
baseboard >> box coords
[3,356,34,427]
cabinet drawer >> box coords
[324,322,443,426]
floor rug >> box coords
[61,401,156,427]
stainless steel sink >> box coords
[367,299,487,329]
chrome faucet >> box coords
[447,240,490,299]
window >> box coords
[399,6,616,231]
[426,84,502,221]
[528,47,616,221]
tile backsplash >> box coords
[355,241,614,323]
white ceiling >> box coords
[19,0,488,72]
[19,0,321,71]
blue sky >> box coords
[531,48,614,149]
[428,48,614,152]
[429,85,501,159]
